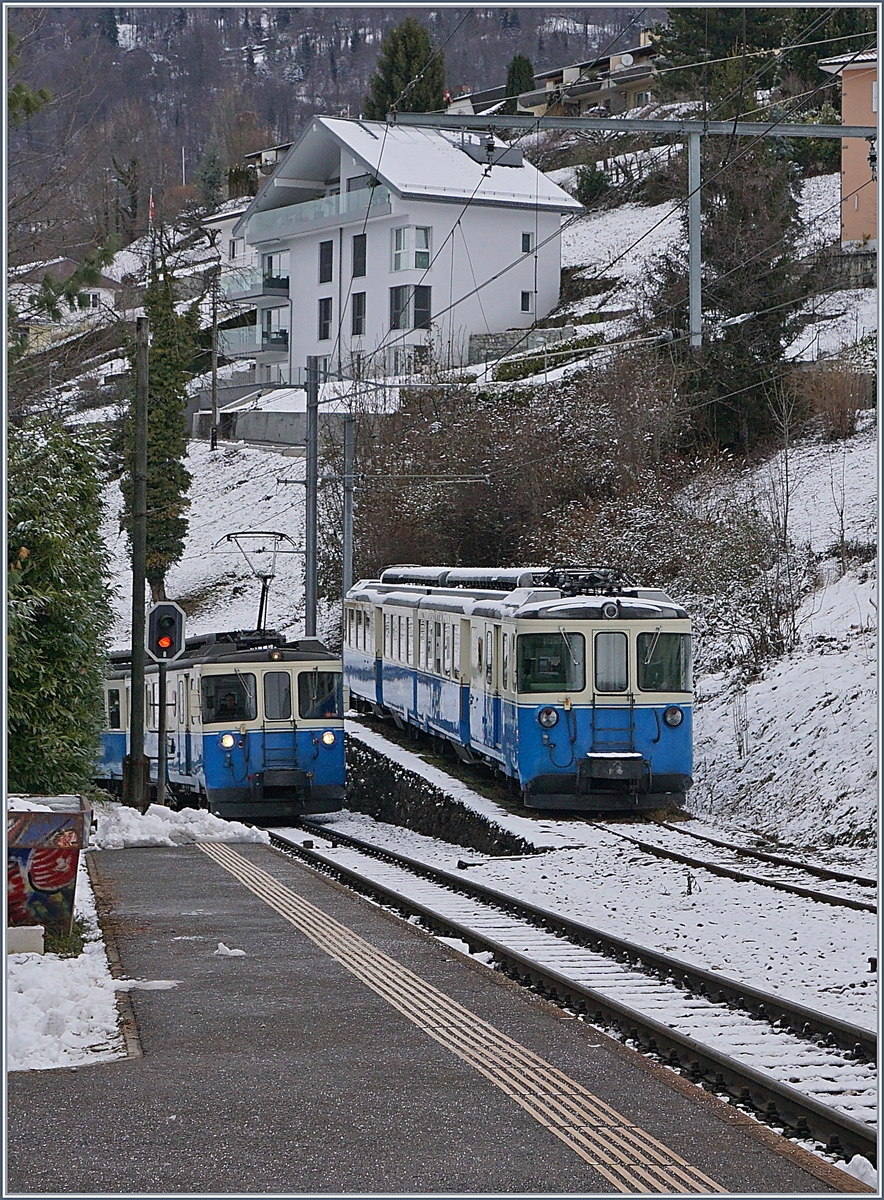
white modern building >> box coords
[222,117,582,382]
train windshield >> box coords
[202,674,257,723]
[517,632,585,693]
[637,632,692,692]
[298,670,344,719]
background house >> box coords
[819,49,878,249]
[517,32,658,116]
[224,116,582,383]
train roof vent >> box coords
[380,566,450,587]
[534,566,637,595]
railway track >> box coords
[267,822,877,1167]
[607,824,877,914]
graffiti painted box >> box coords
[7,810,87,937]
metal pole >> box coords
[304,356,319,637]
[123,315,150,811]
[342,414,355,597]
[157,663,168,806]
[688,132,702,349]
[210,263,220,448]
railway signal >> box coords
[147,601,186,662]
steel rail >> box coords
[657,822,878,888]
[267,827,876,1164]
[607,830,877,913]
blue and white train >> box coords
[344,567,692,812]
[96,630,346,821]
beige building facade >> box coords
[819,50,878,249]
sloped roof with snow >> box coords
[818,49,877,73]
[237,116,582,232]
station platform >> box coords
[7,842,869,1195]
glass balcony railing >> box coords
[221,265,290,300]
[218,326,260,356]
[247,185,391,243]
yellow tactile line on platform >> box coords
[199,841,724,1195]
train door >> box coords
[483,624,501,750]
[190,673,204,780]
[176,673,192,777]
[469,623,484,746]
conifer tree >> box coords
[121,247,199,600]
[8,422,114,792]
[363,17,445,118]
[503,52,534,114]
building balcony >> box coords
[218,325,261,357]
[246,185,391,244]
[261,329,289,353]
[221,265,290,302]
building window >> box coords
[229,237,244,260]
[263,250,289,289]
[521,232,533,254]
[262,309,289,349]
[351,292,366,337]
[633,91,652,107]
[318,297,332,340]
[392,225,431,271]
[319,240,333,284]
[316,355,330,380]
[521,291,532,313]
[352,233,366,278]
[390,285,431,330]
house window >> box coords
[229,237,244,260]
[392,225,431,271]
[390,285,431,330]
[78,292,100,309]
[521,232,533,254]
[351,292,366,336]
[262,308,289,349]
[318,297,332,341]
[316,355,330,380]
[352,233,366,278]
[263,250,289,289]
[319,240,333,284]
[633,91,652,107]
[521,291,532,313]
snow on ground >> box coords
[6,799,268,1072]
[340,724,877,1031]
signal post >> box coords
[146,602,186,808]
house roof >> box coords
[11,256,122,289]
[818,49,877,74]
[235,116,582,234]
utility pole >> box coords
[156,663,168,805]
[210,263,220,449]
[304,356,319,637]
[688,132,702,348]
[122,316,150,812]
[342,414,355,597]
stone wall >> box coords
[468,326,576,365]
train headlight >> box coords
[538,707,558,729]
[602,601,619,619]
[219,733,236,748]
[662,706,684,728]
[321,731,336,746]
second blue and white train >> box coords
[343,566,693,812]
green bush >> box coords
[574,163,609,207]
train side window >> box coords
[264,671,292,720]
[434,622,443,674]
[501,634,509,690]
[595,632,628,692]
[637,632,692,692]
[442,624,451,675]
[452,623,461,679]
[384,614,391,658]
[177,680,186,724]
[418,619,426,668]
[107,689,121,729]
[485,626,495,686]
[476,634,483,672]
[298,671,343,719]
[407,616,414,665]
[517,632,585,693]
[202,674,257,723]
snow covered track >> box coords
[606,828,877,914]
[269,825,877,1165]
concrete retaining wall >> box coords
[468,326,576,364]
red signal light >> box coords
[158,635,173,649]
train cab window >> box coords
[595,632,628,692]
[202,674,257,723]
[264,671,292,721]
[517,632,585,693]
[298,671,344,719]
[637,632,692,692]
[107,689,122,729]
